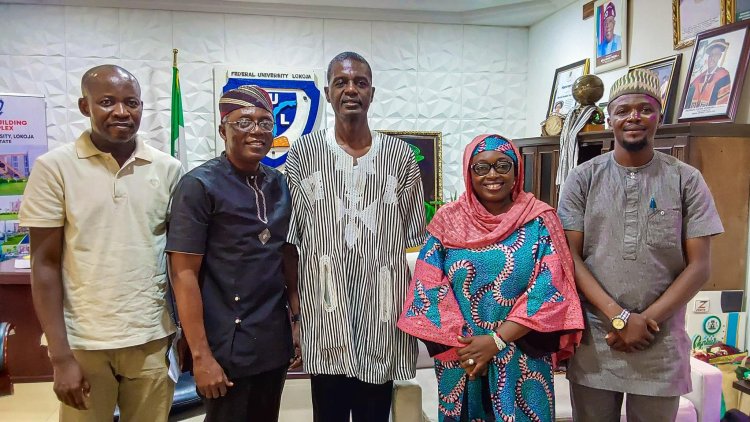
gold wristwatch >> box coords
[611,309,631,330]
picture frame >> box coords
[629,54,683,123]
[673,0,734,49]
[546,59,590,118]
[737,0,750,21]
[598,101,610,128]
[677,20,750,122]
[594,0,628,71]
[376,130,443,219]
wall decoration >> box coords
[212,67,326,170]
[629,54,683,123]
[673,0,733,49]
[377,130,443,222]
[0,94,48,262]
[598,101,610,128]
[546,59,590,118]
[678,20,750,122]
[594,0,628,71]
[737,0,750,21]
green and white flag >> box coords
[171,61,188,169]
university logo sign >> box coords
[213,68,325,169]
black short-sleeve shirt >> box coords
[167,153,293,377]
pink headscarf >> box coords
[429,134,558,250]
[410,134,583,362]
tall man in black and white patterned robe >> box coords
[285,51,426,422]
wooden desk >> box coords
[0,259,52,382]
[734,380,750,395]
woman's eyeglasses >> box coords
[225,118,274,132]
[471,160,513,176]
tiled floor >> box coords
[0,379,314,421]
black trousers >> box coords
[310,374,393,422]
[203,365,288,422]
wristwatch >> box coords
[291,314,301,323]
[611,309,631,330]
[491,331,507,352]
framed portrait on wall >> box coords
[673,0,733,49]
[594,0,628,71]
[546,59,590,118]
[376,130,443,220]
[737,0,750,21]
[678,20,750,122]
[629,54,683,123]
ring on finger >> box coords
[467,358,475,366]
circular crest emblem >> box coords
[703,316,721,335]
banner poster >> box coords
[0,94,48,261]
[213,67,326,170]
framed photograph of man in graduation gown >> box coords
[376,130,443,221]
[678,20,750,122]
[673,0,733,49]
[629,54,682,123]
[594,0,628,71]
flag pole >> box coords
[171,48,187,169]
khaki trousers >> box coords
[59,337,174,422]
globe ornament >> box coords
[572,74,604,107]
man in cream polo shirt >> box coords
[19,65,183,422]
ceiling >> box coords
[15,0,578,26]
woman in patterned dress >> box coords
[398,134,584,422]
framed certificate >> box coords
[673,0,733,49]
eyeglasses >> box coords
[471,160,513,176]
[225,118,274,132]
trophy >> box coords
[571,74,606,132]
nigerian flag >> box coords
[171,58,188,169]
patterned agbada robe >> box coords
[398,135,583,422]
[285,128,426,384]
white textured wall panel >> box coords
[461,73,506,120]
[371,118,418,132]
[46,108,68,152]
[419,119,462,199]
[184,112,218,169]
[131,60,173,112]
[179,63,215,114]
[1,5,66,57]
[3,4,530,200]
[119,10,173,62]
[65,7,120,59]
[507,28,529,74]
[324,19,373,63]
[140,110,171,153]
[463,26,508,73]
[275,17,325,69]
[65,110,90,145]
[371,22,418,71]
[224,15,275,65]
[418,24,463,73]
[370,70,417,120]
[173,12,225,64]
[6,56,67,109]
[417,72,462,120]
[504,73,527,120]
